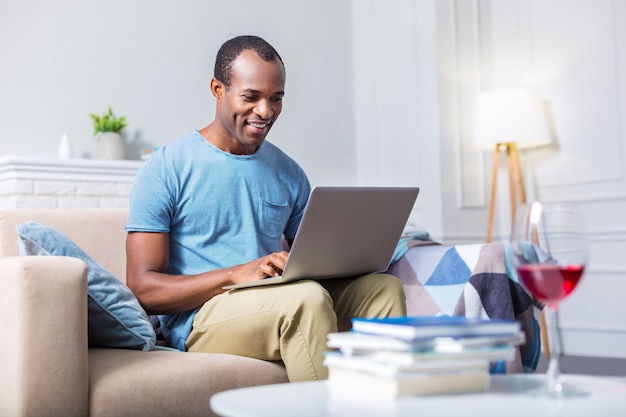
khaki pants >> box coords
[186,273,406,382]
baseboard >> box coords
[536,355,626,377]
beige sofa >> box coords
[0,208,288,417]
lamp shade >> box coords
[472,89,552,150]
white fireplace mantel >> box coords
[0,156,144,209]
[0,155,143,183]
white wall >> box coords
[352,0,443,238]
[0,0,356,186]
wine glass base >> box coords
[527,378,589,399]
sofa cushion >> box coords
[16,221,156,351]
[89,348,288,417]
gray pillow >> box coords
[16,221,156,351]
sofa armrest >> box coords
[0,256,89,417]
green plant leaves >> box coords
[89,106,128,137]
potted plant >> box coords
[90,106,128,159]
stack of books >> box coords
[324,315,524,397]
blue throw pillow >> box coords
[16,221,156,351]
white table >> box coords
[211,374,626,417]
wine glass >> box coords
[511,201,587,397]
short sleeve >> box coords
[126,151,175,233]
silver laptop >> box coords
[223,186,420,290]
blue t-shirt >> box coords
[126,131,311,350]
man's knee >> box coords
[378,273,405,298]
[278,280,335,315]
[356,273,405,297]
[361,273,407,315]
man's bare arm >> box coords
[126,231,289,314]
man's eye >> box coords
[243,95,257,101]
[271,97,283,103]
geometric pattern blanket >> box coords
[385,239,543,374]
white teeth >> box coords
[248,122,268,128]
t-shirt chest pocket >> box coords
[258,197,290,239]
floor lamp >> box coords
[472,89,553,243]
[472,89,553,358]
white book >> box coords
[360,345,515,366]
[327,330,525,355]
[326,366,490,397]
[323,352,490,376]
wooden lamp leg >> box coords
[539,311,551,358]
[510,143,526,205]
[486,144,500,243]
[505,142,526,226]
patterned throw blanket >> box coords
[385,237,543,374]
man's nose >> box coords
[255,100,273,119]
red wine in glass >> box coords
[516,264,584,306]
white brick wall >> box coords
[0,156,142,209]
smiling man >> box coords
[125,35,406,382]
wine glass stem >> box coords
[544,304,564,393]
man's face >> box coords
[213,50,286,155]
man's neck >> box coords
[198,124,259,155]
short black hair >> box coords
[214,35,285,87]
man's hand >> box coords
[233,250,289,284]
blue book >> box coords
[351,315,521,341]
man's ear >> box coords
[211,78,224,99]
